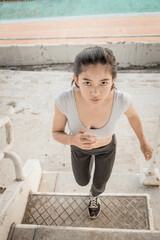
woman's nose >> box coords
[91,86,100,96]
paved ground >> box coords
[0,67,160,188]
[0,14,160,44]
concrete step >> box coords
[7,171,160,239]
[22,193,152,230]
[39,171,142,193]
[9,224,160,240]
[38,172,160,230]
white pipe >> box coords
[0,116,13,160]
[0,152,4,162]
[0,116,12,129]
[3,151,24,181]
[0,116,13,148]
[0,115,24,181]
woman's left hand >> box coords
[140,142,153,161]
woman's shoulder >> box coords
[114,89,132,112]
[115,89,132,101]
[115,89,131,97]
[55,88,73,101]
[54,88,73,115]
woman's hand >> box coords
[140,141,153,161]
[71,126,98,150]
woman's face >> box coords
[73,64,114,105]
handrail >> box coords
[0,115,24,181]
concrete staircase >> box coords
[8,224,160,240]
[7,171,160,240]
[0,68,159,239]
[0,64,159,240]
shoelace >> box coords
[89,196,98,209]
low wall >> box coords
[0,159,41,240]
[0,42,160,67]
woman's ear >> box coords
[73,74,79,86]
[111,78,115,90]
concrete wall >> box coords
[0,159,41,240]
[0,42,160,67]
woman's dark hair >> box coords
[72,46,117,88]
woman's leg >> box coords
[90,135,117,197]
[70,145,93,186]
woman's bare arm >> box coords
[52,104,73,145]
[124,104,153,161]
[52,104,97,149]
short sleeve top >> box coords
[55,88,132,139]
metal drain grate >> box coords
[23,194,150,230]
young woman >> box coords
[52,46,153,219]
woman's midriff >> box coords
[93,136,113,148]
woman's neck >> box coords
[74,87,115,110]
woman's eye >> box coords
[84,82,91,86]
[101,82,107,86]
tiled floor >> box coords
[0,14,160,45]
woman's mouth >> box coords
[91,98,100,102]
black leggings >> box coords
[70,134,117,197]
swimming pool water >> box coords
[0,0,160,21]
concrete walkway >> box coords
[0,14,160,45]
[0,69,159,186]
[0,68,160,240]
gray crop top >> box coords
[55,88,132,139]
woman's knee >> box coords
[75,175,90,186]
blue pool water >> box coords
[0,0,160,21]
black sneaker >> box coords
[88,195,101,219]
